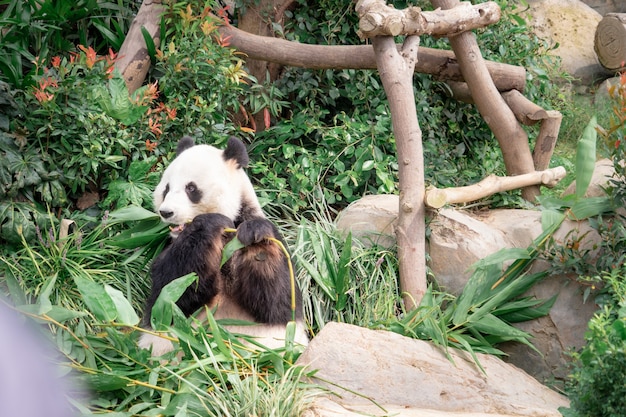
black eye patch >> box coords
[163,183,170,199]
[185,182,202,203]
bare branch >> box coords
[219,24,526,92]
[425,167,567,208]
[356,0,501,38]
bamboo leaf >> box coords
[151,273,197,331]
[575,116,597,199]
[220,236,244,267]
[105,285,140,326]
[37,273,57,315]
[73,275,117,322]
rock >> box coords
[519,0,612,84]
[298,322,569,417]
[334,194,397,248]
[335,159,617,381]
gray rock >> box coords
[299,322,569,417]
[519,0,612,84]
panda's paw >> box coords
[237,219,276,246]
[188,213,235,235]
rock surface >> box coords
[519,0,612,84]
[299,322,569,417]
[335,159,618,381]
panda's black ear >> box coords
[223,136,249,168]
[176,136,195,156]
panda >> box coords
[138,136,308,355]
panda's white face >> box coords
[154,143,247,237]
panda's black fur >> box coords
[139,136,306,354]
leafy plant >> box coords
[2,265,317,416]
[0,0,137,88]
[560,266,626,417]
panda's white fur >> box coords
[154,142,263,236]
[139,137,308,355]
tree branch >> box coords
[355,0,501,38]
[219,24,526,92]
[424,167,566,208]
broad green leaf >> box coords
[151,273,197,331]
[541,209,566,232]
[575,116,597,199]
[107,205,160,223]
[570,196,613,219]
[73,275,117,322]
[335,232,352,310]
[472,248,531,268]
[37,274,57,315]
[220,236,244,267]
[105,285,140,326]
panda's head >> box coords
[154,136,261,237]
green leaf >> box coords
[105,285,140,326]
[575,116,597,199]
[220,236,245,267]
[37,274,57,315]
[73,275,117,322]
[151,273,197,331]
[141,26,157,65]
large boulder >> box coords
[336,158,619,380]
[299,322,569,417]
[518,0,612,84]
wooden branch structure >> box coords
[357,0,501,37]
[594,13,626,72]
[431,0,539,201]
[424,167,566,208]
[219,24,526,92]
[372,33,426,310]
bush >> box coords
[562,267,626,417]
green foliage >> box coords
[0,211,150,314]
[1,3,254,246]
[250,113,397,213]
[560,266,626,417]
[2,270,316,416]
[0,0,137,88]
[599,73,626,208]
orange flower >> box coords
[145,139,158,152]
[51,56,61,68]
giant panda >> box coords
[138,136,308,355]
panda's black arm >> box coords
[141,213,234,327]
[228,218,303,324]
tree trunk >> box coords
[372,35,426,310]
[235,0,294,130]
[431,0,539,201]
[116,0,164,94]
